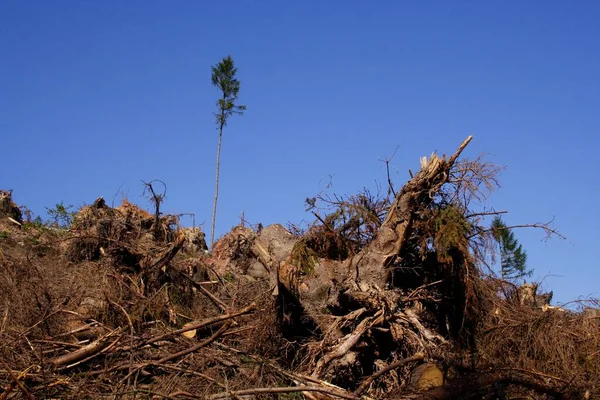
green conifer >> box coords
[491,216,531,280]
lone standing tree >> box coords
[210,55,246,248]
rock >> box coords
[246,260,269,279]
[256,224,298,264]
[410,363,443,390]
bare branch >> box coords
[207,386,359,400]
[469,219,566,241]
[354,352,425,396]
[142,179,167,239]
[379,145,400,197]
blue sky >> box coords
[1,1,598,304]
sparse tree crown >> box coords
[212,55,246,126]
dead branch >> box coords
[0,359,34,400]
[379,145,400,197]
[48,329,121,368]
[402,309,446,343]
[142,179,167,239]
[207,385,359,400]
[465,210,508,218]
[175,269,228,311]
[469,220,566,241]
[145,231,186,273]
[312,310,384,378]
[138,303,255,348]
[156,321,231,364]
[156,364,245,400]
[214,341,356,397]
[108,299,135,388]
[354,352,425,396]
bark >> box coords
[211,119,225,248]
[347,135,472,289]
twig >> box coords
[0,359,34,400]
[136,302,255,348]
[166,391,201,398]
[502,367,568,385]
[405,280,443,300]
[465,210,508,218]
[32,339,82,349]
[156,364,244,399]
[0,248,6,267]
[207,386,359,400]
[156,321,231,364]
[380,145,400,197]
[178,271,228,312]
[354,352,425,395]
[469,220,566,241]
[61,334,122,370]
[141,179,167,239]
[214,341,354,396]
[108,299,135,388]
[0,310,62,351]
[120,389,181,400]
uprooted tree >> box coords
[0,136,597,400]
[213,136,593,399]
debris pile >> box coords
[0,137,598,399]
[0,190,22,224]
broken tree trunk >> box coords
[265,136,474,381]
[348,135,473,289]
[209,137,476,384]
[277,136,473,309]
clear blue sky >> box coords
[1,1,598,304]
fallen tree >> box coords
[212,137,484,391]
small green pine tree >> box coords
[491,216,531,280]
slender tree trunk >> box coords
[211,121,224,249]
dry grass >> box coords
[474,279,600,398]
[1,190,599,400]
